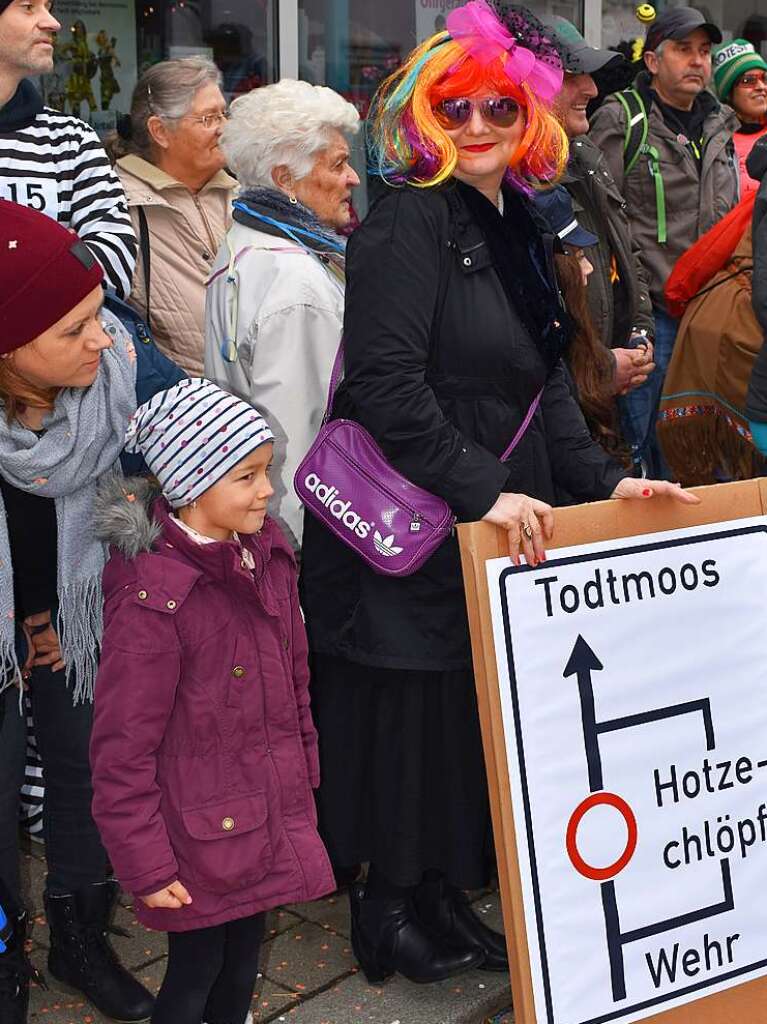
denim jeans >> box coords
[0,665,108,912]
[618,308,679,480]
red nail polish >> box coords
[642,488,651,496]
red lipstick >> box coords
[462,143,495,152]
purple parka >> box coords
[90,476,335,932]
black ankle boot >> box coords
[45,881,154,1022]
[0,909,46,1023]
[349,883,484,984]
[414,878,508,971]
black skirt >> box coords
[310,653,493,890]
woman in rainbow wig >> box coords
[300,0,698,989]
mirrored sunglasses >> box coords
[432,96,520,129]
[737,72,767,89]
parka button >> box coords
[137,590,148,600]
[232,665,246,678]
[221,817,235,831]
[166,600,176,610]
[463,256,472,267]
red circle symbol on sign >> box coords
[566,792,638,881]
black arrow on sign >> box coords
[563,635,605,792]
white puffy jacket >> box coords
[204,220,343,549]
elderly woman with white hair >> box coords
[109,58,237,375]
[205,78,360,550]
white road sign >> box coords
[486,517,767,1024]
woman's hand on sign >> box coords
[610,478,701,504]
[141,880,192,909]
[483,492,554,567]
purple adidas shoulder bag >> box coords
[294,340,542,577]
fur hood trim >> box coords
[93,473,162,559]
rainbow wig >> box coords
[368,17,568,193]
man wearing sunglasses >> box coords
[713,39,767,197]
[544,16,656,415]
[588,6,738,477]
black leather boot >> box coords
[45,881,154,1022]
[414,877,509,971]
[349,882,484,984]
[0,909,46,1023]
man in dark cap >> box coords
[546,17,656,412]
[589,6,738,476]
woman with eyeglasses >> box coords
[106,58,237,375]
[299,0,699,987]
[713,39,767,196]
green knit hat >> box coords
[713,39,767,103]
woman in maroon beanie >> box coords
[0,199,182,1023]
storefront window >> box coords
[42,0,278,134]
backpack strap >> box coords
[136,206,151,329]
[614,88,648,175]
[613,88,667,245]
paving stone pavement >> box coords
[19,841,515,1024]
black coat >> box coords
[300,182,626,672]
[563,135,654,349]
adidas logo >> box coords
[303,473,373,539]
[373,531,403,558]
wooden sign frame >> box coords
[458,479,767,1024]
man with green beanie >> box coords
[713,38,767,195]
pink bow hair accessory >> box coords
[446,0,563,104]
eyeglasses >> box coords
[737,72,767,89]
[432,96,520,129]
[182,111,230,129]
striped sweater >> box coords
[0,81,137,298]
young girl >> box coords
[89,378,335,1024]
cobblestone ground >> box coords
[20,841,514,1024]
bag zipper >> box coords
[325,427,452,532]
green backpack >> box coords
[613,88,667,244]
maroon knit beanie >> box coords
[0,200,104,355]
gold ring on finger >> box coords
[522,522,534,540]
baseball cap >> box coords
[544,16,627,74]
[532,187,599,249]
[713,39,767,102]
[645,6,722,53]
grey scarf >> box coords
[0,310,137,703]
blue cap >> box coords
[532,187,599,248]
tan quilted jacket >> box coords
[117,155,237,375]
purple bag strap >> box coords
[499,388,543,462]
[321,337,346,427]
[322,337,542,461]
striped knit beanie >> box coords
[125,379,274,508]
[713,40,767,103]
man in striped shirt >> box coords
[0,0,136,297]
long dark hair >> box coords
[554,251,625,460]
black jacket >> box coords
[300,183,626,672]
[746,138,767,422]
[563,135,654,349]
